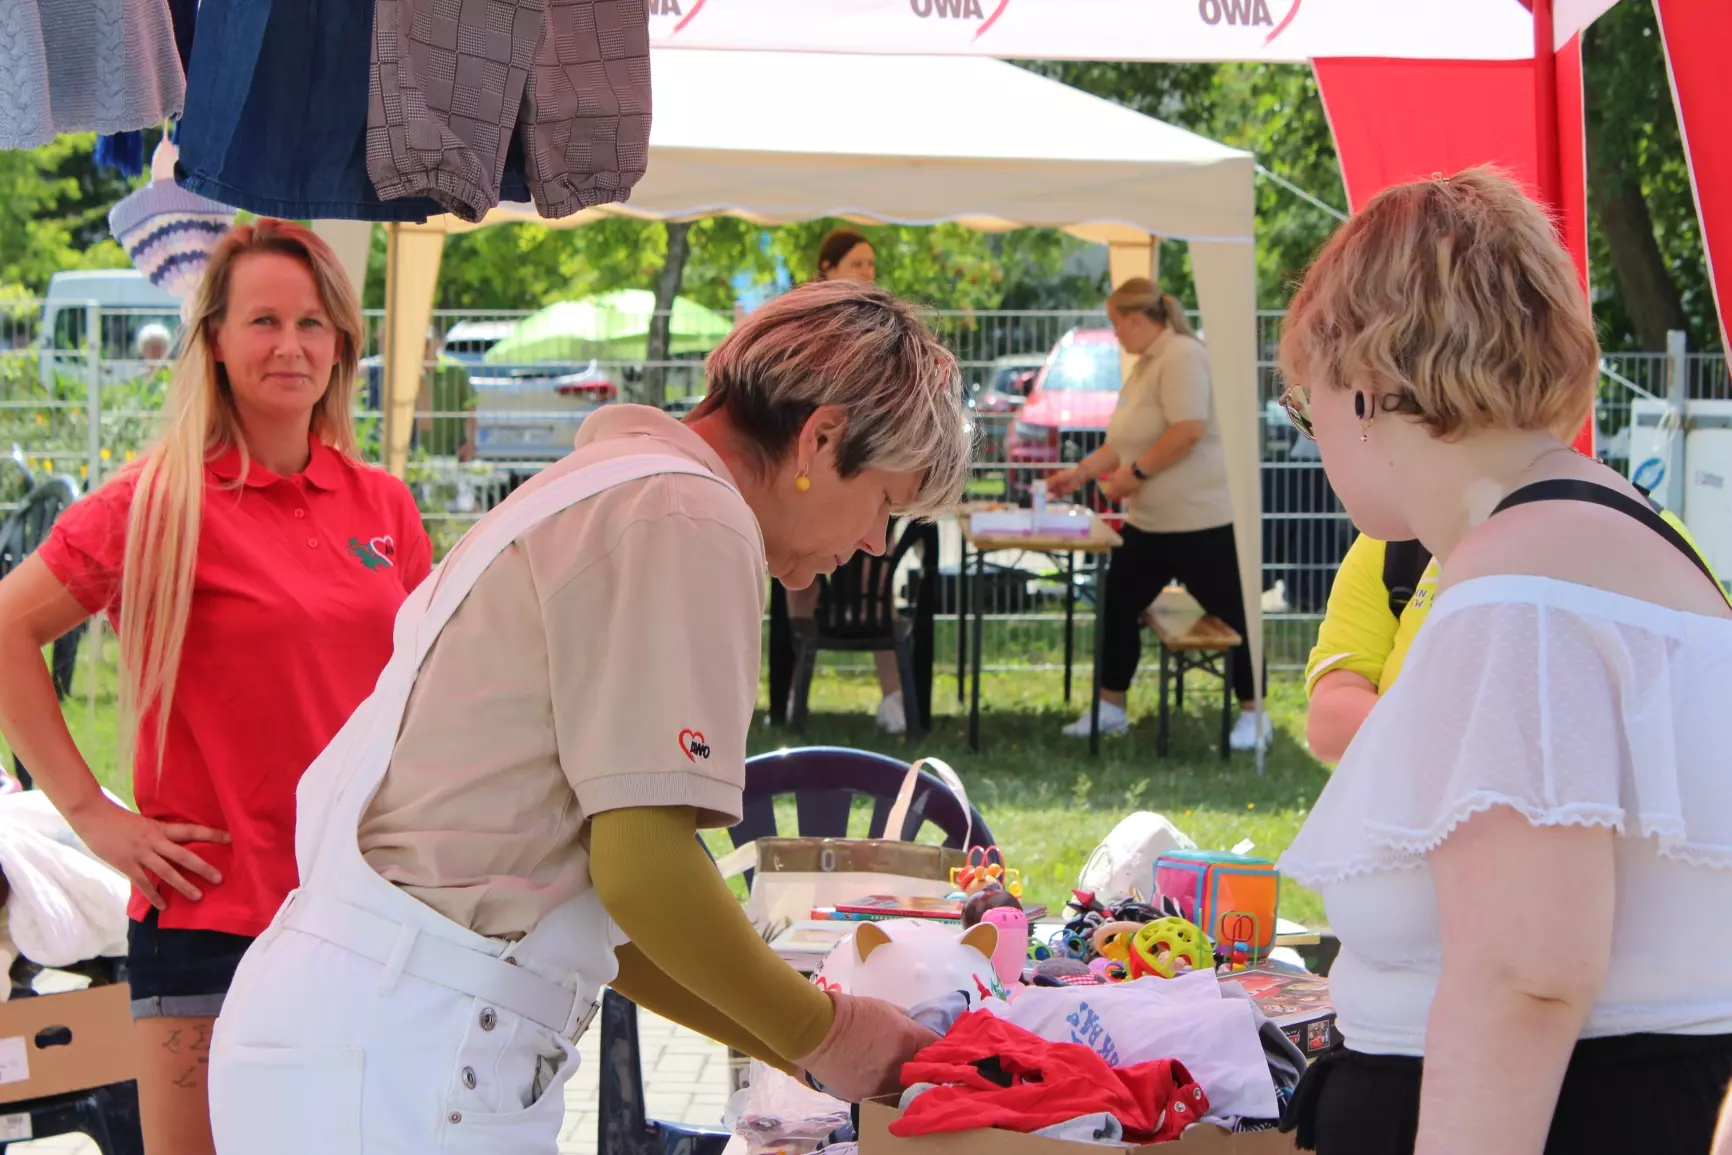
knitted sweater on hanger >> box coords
[0,0,184,150]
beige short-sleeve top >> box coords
[1105,330,1234,534]
[357,406,767,940]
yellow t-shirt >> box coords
[1305,509,1717,697]
[1304,535,1438,696]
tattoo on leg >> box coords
[171,1065,200,1090]
[162,1029,183,1054]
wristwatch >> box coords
[1130,463,1149,480]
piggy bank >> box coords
[978,906,1029,988]
[814,919,1006,1008]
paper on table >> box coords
[970,507,1094,538]
[0,1036,26,1086]
[0,1111,30,1142]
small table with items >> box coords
[956,507,1123,756]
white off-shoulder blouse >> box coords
[1280,575,1732,1056]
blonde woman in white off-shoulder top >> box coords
[1272,168,1732,1155]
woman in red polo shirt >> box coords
[0,220,430,1155]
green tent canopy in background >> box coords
[484,290,735,364]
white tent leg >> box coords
[382,223,444,479]
[1190,240,1265,773]
[310,220,375,304]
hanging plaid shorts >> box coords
[367,0,651,223]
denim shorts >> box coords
[127,909,255,1020]
[175,0,530,221]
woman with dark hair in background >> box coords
[768,228,932,735]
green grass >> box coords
[748,669,1328,927]
[11,631,1331,929]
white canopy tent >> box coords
[347,47,1262,694]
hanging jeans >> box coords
[177,0,451,221]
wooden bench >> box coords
[1143,604,1243,760]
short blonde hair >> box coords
[1279,167,1599,438]
[1107,278,1196,339]
[696,280,969,518]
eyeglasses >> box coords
[1279,384,1314,440]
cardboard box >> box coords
[860,1097,1297,1154]
[0,983,136,1106]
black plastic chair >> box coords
[596,747,993,1155]
[0,474,78,576]
[1,477,86,790]
[788,521,934,738]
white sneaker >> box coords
[876,691,907,735]
[1061,699,1129,738]
[1229,710,1274,751]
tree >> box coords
[642,220,691,406]
[1021,60,1344,309]
[0,134,136,295]
[1583,0,1713,350]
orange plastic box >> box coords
[1153,851,1280,956]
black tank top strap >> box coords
[1492,479,1729,608]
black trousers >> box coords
[1284,1035,1732,1155]
[1100,523,1254,702]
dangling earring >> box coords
[1354,392,1371,442]
[794,473,812,492]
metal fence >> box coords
[4,299,1727,671]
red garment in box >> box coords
[891,1010,1209,1142]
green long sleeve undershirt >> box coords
[590,806,835,1064]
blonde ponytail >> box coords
[116,220,363,771]
[1106,278,1197,340]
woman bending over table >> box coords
[208,280,971,1154]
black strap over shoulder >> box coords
[1492,479,1730,607]
[1381,539,1433,620]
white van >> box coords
[39,270,183,390]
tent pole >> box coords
[383,223,400,473]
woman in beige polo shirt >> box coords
[208,281,971,1154]
[1048,278,1265,750]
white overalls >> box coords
[209,455,729,1155]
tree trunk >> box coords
[1583,69,1689,350]
[644,221,693,407]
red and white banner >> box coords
[648,0,1572,63]
[646,0,1724,372]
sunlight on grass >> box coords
[9,638,1331,929]
[746,668,1328,927]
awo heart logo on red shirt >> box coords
[347,534,396,572]
[679,729,711,762]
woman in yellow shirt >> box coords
[1307,504,1714,762]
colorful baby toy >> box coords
[1152,850,1280,957]
[949,845,1023,899]
[1126,916,1213,979]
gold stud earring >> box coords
[795,473,812,492]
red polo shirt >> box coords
[38,436,432,937]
